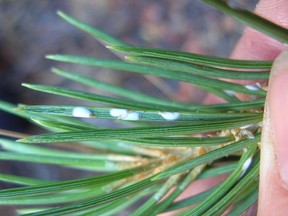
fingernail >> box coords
[269,50,288,186]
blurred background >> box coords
[0,0,257,214]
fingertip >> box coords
[259,100,288,216]
[258,51,288,215]
[268,51,288,187]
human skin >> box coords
[162,0,288,215]
[232,0,288,215]
[211,0,288,215]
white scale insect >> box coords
[158,112,180,121]
[72,107,94,118]
[109,108,139,121]
[224,90,236,96]
[241,157,252,177]
[245,85,260,91]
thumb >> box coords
[258,50,288,216]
